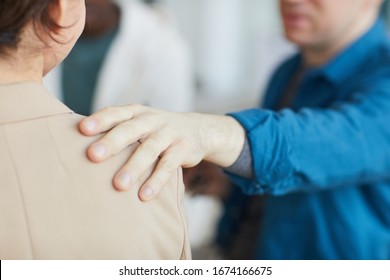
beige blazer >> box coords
[0,83,190,260]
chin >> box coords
[284,31,311,46]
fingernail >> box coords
[83,118,97,132]
[116,172,132,188]
[141,187,154,199]
[91,143,107,159]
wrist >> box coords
[201,114,246,167]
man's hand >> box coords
[79,104,245,201]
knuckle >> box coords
[159,159,176,175]
[141,140,160,158]
[135,104,144,109]
[129,103,140,111]
[101,106,123,120]
[102,106,116,114]
[129,103,145,113]
[163,125,178,137]
[151,175,165,189]
[120,119,134,131]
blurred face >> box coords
[279,0,379,50]
[42,0,86,75]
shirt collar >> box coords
[304,19,389,85]
[0,82,73,125]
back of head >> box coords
[0,0,56,56]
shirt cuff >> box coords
[224,137,254,179]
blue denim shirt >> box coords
[228,19,390,259]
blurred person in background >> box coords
[80,0,390,260]
[44,0,193,114]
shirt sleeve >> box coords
[227,80,390,196]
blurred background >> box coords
[152,0,296,113]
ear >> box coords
[47,0,72,28]
[44,0,85,42]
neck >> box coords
[302,13,377,67]
[0,50,43,85]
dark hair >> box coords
[0,0,59,55]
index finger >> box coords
[79,104,144,136]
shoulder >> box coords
[31,112,188,259]
[356,41,390,91]
[263,53,300,95]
